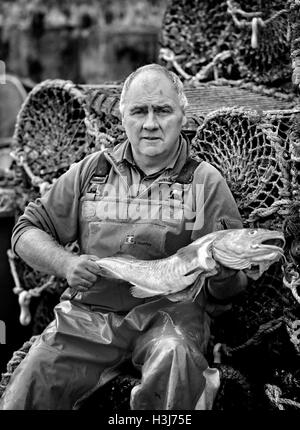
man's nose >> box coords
[143,111,158,129]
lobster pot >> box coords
[12,77,300,218]
[13,80,88,185]
[192,107,300,227]
[160,0,300,86]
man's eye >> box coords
[156,108,171,114]
[131,109,145,115]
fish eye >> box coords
[248,229,258,235]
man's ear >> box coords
[182,115,187,126]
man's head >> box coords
[119,64,188,165]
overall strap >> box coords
[90,151,202,186]
[175,157,203,184]
[85,151,112,195]
[93,151,111,183]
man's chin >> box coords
[140,144,162,156]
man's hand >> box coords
[64,254,101,291]
[207,264,248,301]
[15,230,102,291]
[211,265,237,283]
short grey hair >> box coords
[119,64,188,117]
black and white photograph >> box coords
[0,0,299,419]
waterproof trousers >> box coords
[0,297,218,410]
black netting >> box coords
[192,107,298,226]
[160,0,294,86]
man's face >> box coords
[122,71,187,161]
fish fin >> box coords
[176,242,216,272]
[197,243,216,271]
[130,284,159,298]
[167,276,205,302]
[175,244,199,263]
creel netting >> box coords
[191,107,300,226]
[160,0,295,85]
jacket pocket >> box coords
[87,220,168,259]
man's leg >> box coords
[130,301,212,410]
[0,300,132,410]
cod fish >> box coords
[95,228,285,302]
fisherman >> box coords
[0,64,248,410]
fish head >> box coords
[212,228,285,279]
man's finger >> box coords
[88,255,100,261]
[76,279,93,289]
[74,285,89,292]
[79,270,97,283]
[85,259,103,274]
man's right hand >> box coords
[64,254,101,291]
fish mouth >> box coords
[245,236,285,279]
[250,236,285,259]
[260,237,285,248]
[244,263,267,280]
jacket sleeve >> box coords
[11,152,99,255]
[191,161,247,314]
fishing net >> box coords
[12,80,89,212]
[160,0,299,87]
[192,107,300,226]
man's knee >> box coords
[152,335,189,357]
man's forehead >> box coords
[133,69,169,81]
[128,101,173,110]
[128,70,175,93]
[125,71,179,104]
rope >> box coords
[10,150,52,196]
[0,188,15,215]
[159,48,233,83]
[8,240,79,326]
[290,0,300,85]
[283,273,300,304]
[227,0,288,28]
[265,384,300,410]
[209,78,296,102]
[7,249,22,293]
[287,319,300,349]
[219,318,286,357]
[192,51,232,82]
[84,117,116,151]
[159,48,192,80]
[0,336,38,398]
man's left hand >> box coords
[207,265,248,301]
